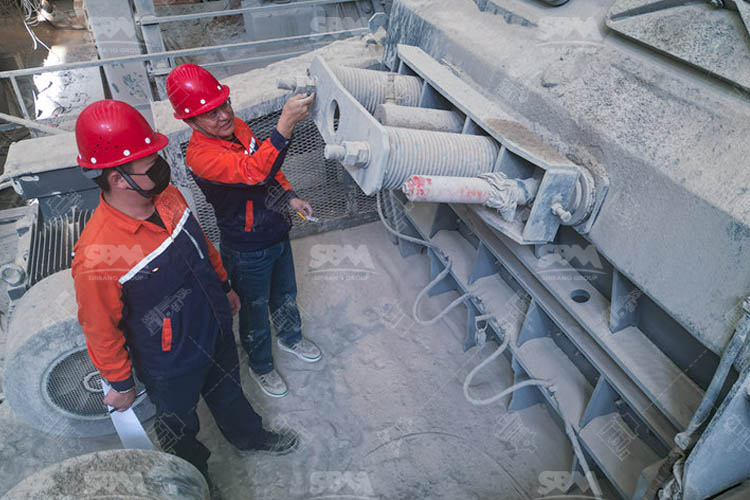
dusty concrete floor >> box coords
[0,221,617,499]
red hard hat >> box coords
[166,64,230,120]
[75,100,168,170]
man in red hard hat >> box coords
[71,100,298,484]
[166,63,321,398]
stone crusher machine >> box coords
[275,0,750,498]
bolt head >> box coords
[341,141,370,167]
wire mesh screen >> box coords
[44,349,146,419]
[180,112,377,246]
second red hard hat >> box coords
[166,64,231,120]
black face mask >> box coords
[116,155,171,199]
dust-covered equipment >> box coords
[0,449,209,499]
[281,1,750,498]
[3,269,155,437]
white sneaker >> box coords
[249,368,288,398]
[277,337,322,363]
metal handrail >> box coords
[148,48,314,77]
[0,112,65,136]
[138,0,361,25]
[0,27,367,79]
[0,0,375,132]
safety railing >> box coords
[0,0,380,132]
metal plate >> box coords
[309,55,392,195]
[606,0,750,91]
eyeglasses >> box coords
[202,98,232,121]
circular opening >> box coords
[328,99,340,135]
[570,289,590,304]
[43,349,145,420]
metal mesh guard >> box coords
[45,349,144,419]
[181,112,376,245]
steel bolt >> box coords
[277,78,296,91]
[324,141,370,167]
[551,202,573,224]
[277,76,316,94]
[324,145,346,161]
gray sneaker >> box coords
[249,368,288,398]
[277,337,322,363]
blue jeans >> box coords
[221,239,302,375]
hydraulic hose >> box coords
[563,418,604,498]
[376,190,444,255]
[376,190,467,326]
[464,336,604,498]
[412,264,472,326]
[378,189,605,498]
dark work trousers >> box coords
[139,333,264,477]
[220,238,303,375]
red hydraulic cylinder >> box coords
[401,175,493,204]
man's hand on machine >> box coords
[277,93,316,139]
[103,387,135,412]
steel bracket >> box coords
[309,56,391,195]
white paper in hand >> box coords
[101,380,155,450]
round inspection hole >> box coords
[570,289,590,304]
[328,99,340,135]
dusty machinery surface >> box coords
[0,0,749,498]
[272,0,750,499]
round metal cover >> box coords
[43,349,143,419]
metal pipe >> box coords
[374,103,464,132]
[9,76,31,120]
[674,297,750,451]
[150,49,312,77]
[0,27,368,79]
[0,112,65,136]
[138,0,360,25]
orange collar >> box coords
[96,189,177,235]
